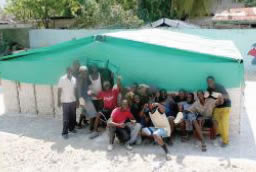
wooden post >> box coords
[33,84,39,115]
[16,81,21,113]
[51,85,56,118]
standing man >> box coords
[207,76,231,147]
[58,67,79,139]
[77,66,97,129]
[89,76,122,139]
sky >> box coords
[0,0,6,8]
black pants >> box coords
[62,102,76,135]
[92,99,103,112]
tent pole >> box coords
[16,81,21,113]
[33,84,39,115]
[50,85,55,117]
[238,61,245,134]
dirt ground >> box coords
[0,81,256,172]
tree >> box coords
[73,0,100,28]
[97,0,143,28]
[116,0,138,11]
[73,0,143,28]
[5,0,215,28]
[137,0,172,22]
[137,0,213,22]
[5,0,81,28]
[172,0,213,19]
[235,0,256,6]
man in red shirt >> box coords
[89,76,122,139]
[107,99,142,151]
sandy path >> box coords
[0,82,256,172]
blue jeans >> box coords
[142,127,168,138]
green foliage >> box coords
[5,0,214,28]
[236,0,256,6]
[175,0,212,18]
[116,0,138,10]
[137,0,212,22]
[137,0,172,22]
[74,0,100,27]
[74,0,143,28]
[5,0,81,28]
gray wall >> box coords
[29,29,121,48]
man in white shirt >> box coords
[57,67,79,139]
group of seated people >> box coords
[57,60,231,160]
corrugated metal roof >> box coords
[0,23,32,29]
[213,7,256,23]
[145,18,199,29]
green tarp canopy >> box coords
[0,29,244,91]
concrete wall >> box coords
[2,80,61,118]
[2,80,20,113]
[18,83,37,114]
[35,85,54,116]
[29,29,120,48]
